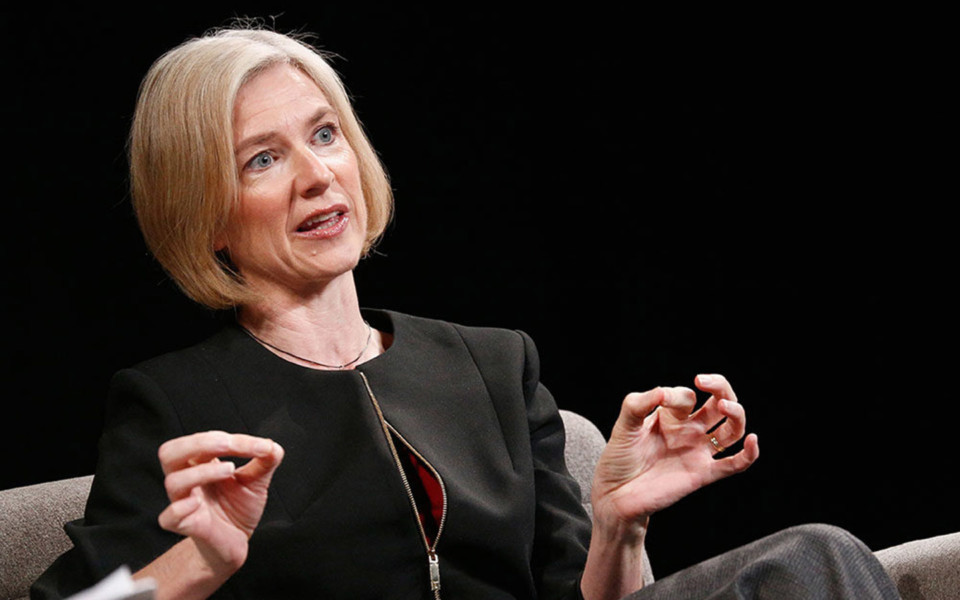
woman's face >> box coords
[219,63,367,297]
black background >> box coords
[2,5,954,581]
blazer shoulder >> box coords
[386,309,531,361]
[385,309,523,343]
[114,326,242,401]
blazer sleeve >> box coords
[31,368,186,599]
[518,330,592,600]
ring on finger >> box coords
[708,435,725,453]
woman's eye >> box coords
[314,125,335,145]
[247,152,274,170]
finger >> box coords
[695,373,739,404]
[157,492,202,534]
[709,399,747,447]
[711,433,759,478]
[164,460,236,501]
[158,431,279,475]
[691,395,725,428]
[235,441,285,483]
[613,389,665,434]
[658,386,697,422]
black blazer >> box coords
[33,310,592,599]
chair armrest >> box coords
[0,475,93,600]
[874,531,960,600]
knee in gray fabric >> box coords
[732,524,881,599]
[778,523,870,558]
[622,524,897,600]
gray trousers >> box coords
[626,524,901,599]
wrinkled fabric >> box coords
[627,524,900,600]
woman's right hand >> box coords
[155,431,284,575]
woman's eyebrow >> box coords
[235,132,279,158]
[306,107,335,126]
[234,108,336,157]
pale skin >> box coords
[582,377,759,600]
[133,63,759,599]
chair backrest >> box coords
[559,409,606,519]
[1,411,649,598]
[559,410,654,584]
[0,475,93,600]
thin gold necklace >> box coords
[240,321,373,370]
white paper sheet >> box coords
[65,566,156,600]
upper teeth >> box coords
[302,212,339,229]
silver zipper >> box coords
[358,371,448,599]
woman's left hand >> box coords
[590,374,759,537]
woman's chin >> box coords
[248,261,360,298]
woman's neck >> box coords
[237,273,381,369]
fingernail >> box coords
[698,374,714,385]
[255,439,274,455]
[220,461,235,475]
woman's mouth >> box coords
[298,211,342,232]
[296,208,349,238]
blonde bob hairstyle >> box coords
[129,27,393,309]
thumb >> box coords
[657,386,697,423]
[611,388,664,437]
[235,441,284,484]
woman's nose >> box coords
[293,147,335,198]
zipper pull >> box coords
[428,551,441,592]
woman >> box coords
[32,27,898,599]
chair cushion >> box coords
[875,531,960,600]
[0,475,93,599]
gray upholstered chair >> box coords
[1,475,94,600]
[1,411,956,600]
